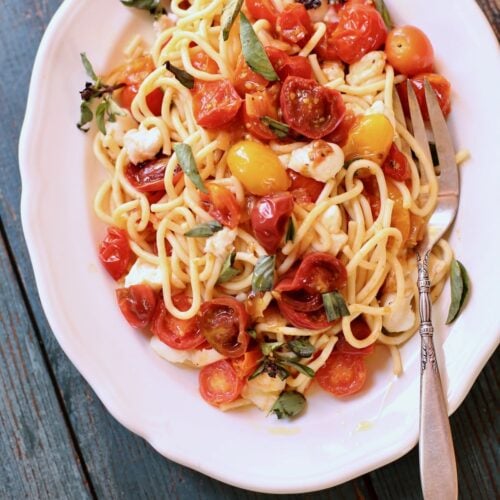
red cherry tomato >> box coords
[362,175,381,219]
[266,47,313,81]
[245,0,278,24]
[231,348,262,378]
[280,77,346,139]
[233,54,269,96]
[324,110,358,148]
[98,227,132,280]
[397,73,451,121]
[316,352,367,396]
[125,156,169,192]
[287,170,325,203]
[200,183,241,229]
[120,86,164,116]
[278,298,331,329]
[242,85,280,141]
[152,294,205,350]
[192,79,242,129]
[382,143,411,182]
[385,26,434,76]
[331,3,387,64]
[250,192,294,254]
[199,360,244,406]
[191,50,219,74]
[276,4,313,47]
[276,279,324,312]
[335,317,374,355]
[200,297,250,358]
[315,22,339,61]
[116,284,157,328]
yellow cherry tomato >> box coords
[227,140,291,196]
[387,180,410,244]
[343,114,394,165]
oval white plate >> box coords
[19,0,500,493]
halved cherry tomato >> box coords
[245,0,278,24]
[331,3,387,64]
[276,4,313,47]
[335,317,374,355]
[316,352,367,396]
[232,348,262,378]
[277,280,324,312]
[116,284,157,329]
[199,359,244,405]
[192,79,242,129]
[125,156,169,192]
[280,77,346,139]
[278,298,331,330]
[191,50,219,74]
[200,297,250,358]
[233,54,268,96]
[382,143,411,182]
[287,170,325,203]
[200,183,241,229]
[385,26,434,77]
[243,86,280,141]
[98,227,132,280]
[324,110,358,148]
[251,192,294,254]
[266,47,313,81]
[152,294,205,350]
[121,86,164,116]
[315,21,339,61]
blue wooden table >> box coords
[0,1,498,498]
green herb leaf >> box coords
[280,359,315,378]
[120,0,165,16]
[270,391,306,419]
[95,101,108,135]
[222,0,243,41]
[184,220,223,238]
[239,12,278,81]
[77,102,93,132]
[165,61,194,89]
[252,255,276,293]
[322,291,350,322]
[260,116,289,138]
[372,0,393,30]
[218,252,241,283]
[247,328,257,339]
[296,0,321,9]
[285,217,295,243]
[173,143,208,193]
[446,259,470,324]
[80,52,98,82]
[287,338,314,358]
[261,341,284,356]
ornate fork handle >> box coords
[417,252,458,500]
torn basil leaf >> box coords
[80,53,98,82]
[120,0,166,16]
[173,143,208,193]
[287,338,314,358]
[446,259,470,324]
[218,252,241,283]
[322,291,350,322]
[184,220,223,238]
[239,12,278,81]
[222,0,243,41]
[285,217,295,243]
[247,328,257,339]
[260,116,289,138]
[261,341,284,356]
[95,102,108,135]
[77,102,93,132]
[270,391,306,420]
[373,0,393,30]
[165,61,194,89]
[252,255,276,293]
[297,0,321,9]
[280,360,315,378]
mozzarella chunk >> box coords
[313,205,349,255]
[124,127,162,165]
[105,112,136,146]
[280,141,344,182]
[203,227,237,258]
[150,336,225,367]
[346,51,386,86]
[381,292,416,332]
[322,61,345,83]
[241,374,286,413]
[124,258,163,291]
[365,100,386,116]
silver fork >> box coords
[404,80,459,499]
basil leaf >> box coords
[285,217,295,243]
[95,101,108,135]
[270,391,306,420]
[280,359,315,378]
[173,143,208,193]
[247,328,257,339]
[322,291,350,322]
[239,13,278,81]
[120,0,165,15]
[252,255,276,293]
[261,341,284,356]
[249,361,266,380]
[184,220,223,238]
[165,61,194,89]
[296,0,321,10]
[218,252,241,283]
[373,0,393,30]
[287,338,314,358]
[77,102,93,132]
[260,116,289,138]
[80,52,98,82]
[222,0,243,41]
[446,259,470,324]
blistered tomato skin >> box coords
[227,140,291,196]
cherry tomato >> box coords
[120,86,164,116]
[243,86,280,141]
[233,54,268,96]
[192,79,242,129]
[316,352,367,396]
[362,175,381,218]
[200,183,241,229]
[397,73,451,121]
[199,359,244,405]
[315,21,339,61]
[278,298,331,330]
[125,156,168,192]
[387,180,410,244]
[385,26,434,76]
[335,317,374,355]
[280,77,346,139]
[245,0,278,24]
[98,227,132,280]
[287,170,325,203]
[251,192,294,254]
[152,294,205,350]
[276,279,324,312]
[200,297,250,358]
[232,348,262,378]
[331,3,387,64]
[324,110,358,148]
[191,50,219,74]
[116,284,157,329]
[266,47,313,81]
[276,4,313,47]
[382,143,411,182]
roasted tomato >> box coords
[335,317,374,355]
[232,348,262,378]
[276,3,313,47]
[331,3,387,64]
[200,183,241,229]
[191,50,219,74]
[245,0,278,24]
[280,77,346,139]
[152,294,205,350]
[98,227,132,280]
[277,298,331,330]
[251,192,294,254]
[316,352,367,396]
[324,110,358,148]
[233,54,269,96]
[266,47,313,81]
[382,143,411,182]
[287,170,325,203]
[243,85,280,141]
[200,297,250,358]
[277,280,324,312]
[125,156,168,192]
[315,21,339,61]
[199,360,244,405]
[387,180,410,244]
[192,79,242,129]
[116,284,157,329]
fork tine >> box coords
[424,79,460,196]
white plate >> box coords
[19,0,500,493]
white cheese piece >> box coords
[150,336,225,367]
[381,292,416,333]
[124,258,163,291]
[346,51,386,86]
[241,374,287,413]
[313,205,349,255]
[124,127,162,165]
[203,227,237,259]
[364,100,386,116]
[105,112,137,146]
[322,61,345,83]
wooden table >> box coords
[1,1,498,498]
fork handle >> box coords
[417,252,458,500]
